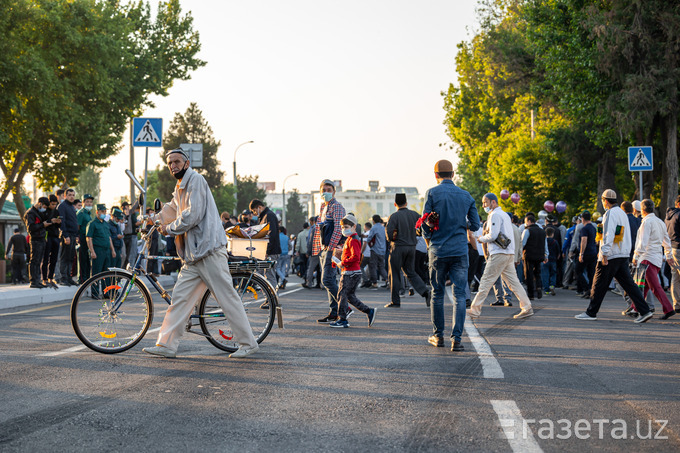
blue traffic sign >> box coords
[132,118,163,147]
[628,146,653,171]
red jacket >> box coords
[340,233,361,271]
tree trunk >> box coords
[597,147,617,213]
[12,184,27,220]
[0,152,29,215]
[661,110,678,212]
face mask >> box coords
[99,214,106,220]
[39,207,46,213]
[84,205,92,211]
[172,161,188,180]
[104,214,111,222]
[322,192,333,202]
[484,206,492,213]
[341,228,353,237]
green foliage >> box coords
[236,175,267,214]
[285,190,307,234]
[212,184,235,215]
[0,0,205,213]
[74,167,101,202]
[161,102,224,188]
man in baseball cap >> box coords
[575,189,653,323]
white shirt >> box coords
[477,207,514,256]
[633,213,672,268]
[599,205,632,261]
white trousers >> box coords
[470,253,532,313]
[156,248,257,351]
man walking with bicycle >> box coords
[143,148,258,359]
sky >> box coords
[101,0,480,206]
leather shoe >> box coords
[660,311,676,320]
[384,302,401,308]
[423,290,431,307]
[451,341,464,352]
[428,335,443,347]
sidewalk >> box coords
[0,274,177,311]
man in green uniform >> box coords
[86,204,116,297]
[77,194,95,284]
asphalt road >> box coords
[0,276,678,452]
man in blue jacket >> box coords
[57,188,79,286]
[421,160,480,352]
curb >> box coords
[0,274,177,311]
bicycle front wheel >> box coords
[198,271,276,352]
[71,270,153,354]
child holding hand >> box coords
[330,214,377,328]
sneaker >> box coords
[317,314,337,323]
[610,288,624,297]
[451,341,464,352]
[229,344,259,358]
[367,308,377,327]
[384,302,400,308]
[574,312,597,320]
[536,289,543,299]
[428,335,443,347]
[575,292,584,297]
[143,345,176,358]
[513,308,534,319]
[550,287,556,296]
[634,312,653,324]
[67,279,78,286]
[490,300,504,306]
[504,301,513,307]
[329,319,350,328]
[346,308,354,319]
[580,292,590,299]
[544,291,551,296]
[408,288,415,296]
[622,306,636,317]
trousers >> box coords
[156,248,257,352]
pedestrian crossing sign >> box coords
[132,118,163,147]
[628,146,653,171]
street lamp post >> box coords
[232,140,254,216]
[282,172,299,230]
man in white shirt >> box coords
[575,189,653,323]
[468,193,533,319]
[631,199,676,319]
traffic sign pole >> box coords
[640,171,643,200]
[144,146,148,215]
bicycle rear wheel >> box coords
[71,270,153,354]
[198,271,276,352]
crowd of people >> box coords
[6,189,145,288]
[6,154,680,357]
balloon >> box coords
[544,200,555,212]
[538,210,548,219]
[556,200,567,213]
[510,193,520,204]
[500,189,510,200]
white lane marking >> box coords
[0,302,71,317]
[446,290,504,379]
[279,287,303,297]
[39,327,161,357]
[491,400,543,453]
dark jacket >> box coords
[108,219,123,249]
[45,208,61,238]
[24,206,47,241]
[7,233,28,255]
[386,207,420,247]
[523,224,546,262]
[259,207,281,256]
[57,199,78,238]
[665,207,680,249]
[627,212,641,259]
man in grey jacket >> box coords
[143,148,258,358]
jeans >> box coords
[321,249,339,316]
[306,254,321,286]
[575,255,597,294]
[276,254,289,282]
[337,272,370,320]
[541,261,557,289]
[369,252,388,283]
[493,277,512,303]
[429,253,468,343]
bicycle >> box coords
[70,180,281,354]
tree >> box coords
[285,190,307,234]
[74,167,101,202]
[236,175,267,214]
[0,0,205,214]
[160,102,224,188]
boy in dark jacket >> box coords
[329,214,377,328]
[543,227,561,296]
